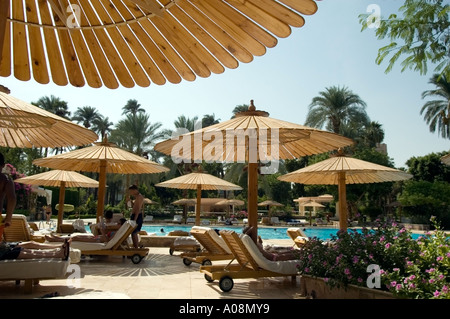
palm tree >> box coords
[110,113,163,157]
[71,106,101,129]
[202,114,220,128]
[92,115,113,140]
[363,121,385,148]
[420,74,450,139]
[231,104,249,118]
[305,86,369,135]
[173,115,199,132]
[32,95,71,155]
[32,95,71,119]
[122,99,145,116]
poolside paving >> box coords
[0,239,306,300]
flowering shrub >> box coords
[296,218,449,299]
[3,163,32,208]
[382,217,449,299]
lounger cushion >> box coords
[191,226,231,254]
[240,234,300,275]
[173,236,199,246]
[0,258,69,280]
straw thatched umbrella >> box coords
[154,101,354,242]
[14,169,99,231]
[258,199,283,217]
[278,151,413,230]
[156,171,242,225]
[0,0,322,88]
[441,153,450,166]
[0,89,97,148]
[215,198,245,218]
[33,138,169,222]
[300,200,324,226]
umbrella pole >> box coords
[248,162,258,243]
[196,185,201,226]
[57,182,66,232]
[96,159,107,223]
[338,172,348,231]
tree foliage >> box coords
[360,0,450,78]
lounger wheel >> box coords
[183,258,192,266]
[131,254,143,264]
[204,274,214,282]
[219,276,234,292]
[201,259,212,266]
[169,248,174,255]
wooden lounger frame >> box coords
[200,230,297,292]
[179,227,233,265]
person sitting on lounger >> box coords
[0,239,70,261]
[243,226,298,261]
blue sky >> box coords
[1,0,449,168]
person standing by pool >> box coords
[128,185,144,248]
[0,153,16,238]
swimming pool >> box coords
[141,225,422,240]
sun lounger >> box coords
[200,230,300,292]
[3,214,46,243]
[0,258,70,294]
[287,227,309,248]
[69,220,149,264]
[179,226,233,266]
[169,236,201,255]
[143,215,154,223]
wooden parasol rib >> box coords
[0,91,98,148]
[0,0,321,88]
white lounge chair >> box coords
[69,220,149,264]
[143,215,154,223]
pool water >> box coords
[141,225,422,241]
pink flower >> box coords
[344,268,351,275]
[436,256,443,262]
[434,291,440,297]
[390,281,397,287]
[385,243,391,249]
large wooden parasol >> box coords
[0,89,97,148]
[154,100,354,242]
[278,151,413,230]
[33,138,169,222]
[14,169,99,231]
[0,0,322,88]
[156,171,241,225]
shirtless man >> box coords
[128,185,144,249]
[0,153,16,232]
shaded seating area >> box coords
[200,230,300,292]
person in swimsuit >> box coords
[242,226,298,261]
[128,185,144,249]
[0,239,70,261]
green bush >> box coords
[296,218,449,299]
